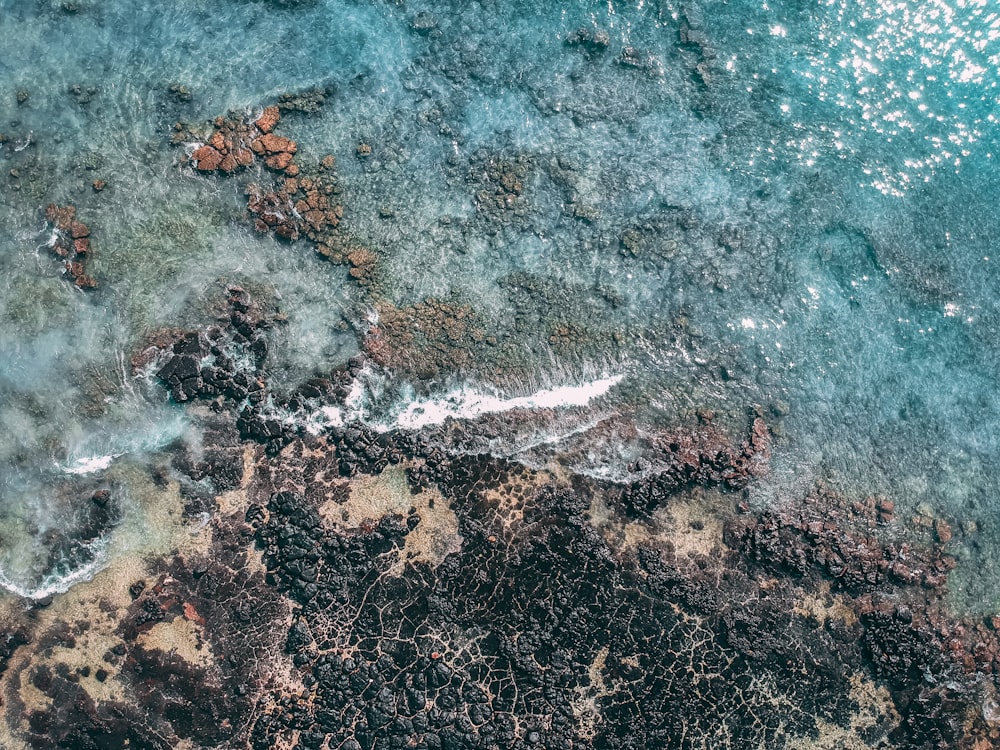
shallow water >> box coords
[1,0,999,608]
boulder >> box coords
[192,145,222,171]
[256,134,296,155]
[255,106,281,133]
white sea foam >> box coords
[59,454,122,475]
[305,372,624,434]
[0,550,108,601]
[389,375,625,431]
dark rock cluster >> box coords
[564,27,610,59]
[150,287,270,407]
[617,414,771,515]
[730,485,955,594]
[471,153,530,221]
[235,435,869,749]
[13,511,288,750]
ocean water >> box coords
[1,0,1000,609]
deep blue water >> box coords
[1,0,999,607]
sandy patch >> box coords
[321,464,461,575]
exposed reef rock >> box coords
[615,413,771,516]
[43,203,97,288]
[177,106,297,177]
[246,166,343,246]
[145,286,271,408]
[4,291,987,748]
[364,298,491,379]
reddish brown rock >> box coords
[264,152,294,171]
[192,145,223,171]
[45,204,76,231]
[44,204,98,290]
[274,222,299,241]
[234,148,255,167]
[255,106,280,133]
[935,519,953,543]
[92,179,105,192]
[74,274,97,289]
[256,133,296,154]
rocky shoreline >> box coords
[0,285,997,749]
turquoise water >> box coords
[1,0,1000,607]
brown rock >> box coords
[256,106,281,133]
[46,204,76,231]
[92,179,105,192]
[219,153,238,173]
[264,152,294,171]
[284,163,300,176]
[274,222,299,241]
[74,274,97,289]
[209,131,226,151]
[73,238,90,256]
[66,261,84,278]
[935,519,952,543]
[257,133,296,154]
[70,221,90,239]
[192,145,222,171]
[235,148,255,167]
[321,154,336,169]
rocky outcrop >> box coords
[617,414,771,515]
[44,203,97,289]
[246,165,343,246]
[181,106,299,177]
[146,287,271,407]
